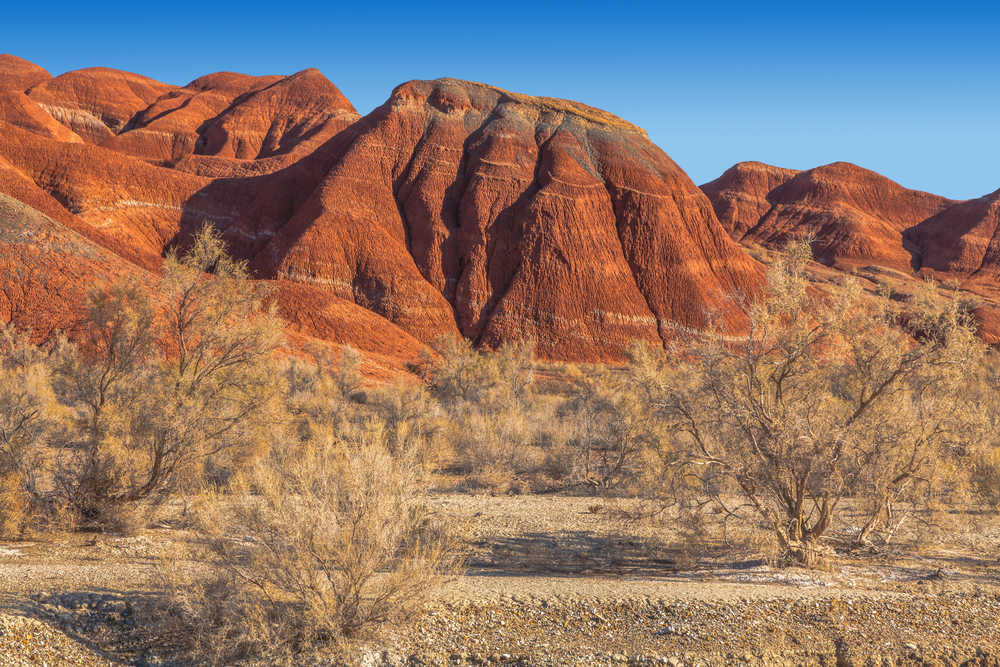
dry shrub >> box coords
[424,335,534,407]
[283,348,370,448]
[34,224,284,531]
[425,336,546,490]
[631,240,992,565]
[556,365,663,492]
[165,432,464,663]
[0,326,64,536]
[368,378,448,471]
[283,345,448,480]
[973,441,1000,509]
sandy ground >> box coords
[0,493,998,665]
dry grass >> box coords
[160,431,465,664]
[2,234,1000,661]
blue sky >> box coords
[3,1,997,199]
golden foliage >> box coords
[164,429,465,663]
[630,240,992,564]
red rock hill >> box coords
[252,79,763,359]
[907,189,1000,280]
[702,161,1000,340]
[0,58,779,363]
[702,161,954,271]
[7,55,1000,363]
[0,54,52,92]
[0,60,767,363]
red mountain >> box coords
[6,55,1000,362]
[702,161,1000,340]
[0,192,151,337]
[253,79,762,359]
[907,189,1000,280]
[0,54,52,92]
[0,58,766,363]
[702,161,954,271]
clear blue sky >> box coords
[3,1,997,199]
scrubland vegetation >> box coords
[2,231,999,662]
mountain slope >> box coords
[0,192,150,336]
[702,161,954,271]
[253,78,763,359]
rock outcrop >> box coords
[702,161,954,270]
[105,68,358,170]
[0,90,83,143]
[253,78,763,359]
[0,60,768,362]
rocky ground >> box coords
[370,591,1000,666]
[0,494,998,665]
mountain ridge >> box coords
[1,55,997,364]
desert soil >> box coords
[0,494,998,666]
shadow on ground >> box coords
[7,589,180,666]
[467,529,765,577]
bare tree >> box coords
[634,241,987,564]
[53,225,284,528]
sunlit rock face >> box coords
[1,59,772,363]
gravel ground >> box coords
[0,493,997,665]
[0,613,112,666]
[362,591,1000,665]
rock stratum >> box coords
[701,160,1000,340]
[0,56,763,364]
[1,54,998,364]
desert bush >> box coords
[558,366,662,492]
[970,357,1000,508]
[284,347,371,451]
[281,344,450,473]
[166,430,464,663]
[51,225,284,529]
[368,378,447,470]
[973,447,1000,508]
[425,335,534,409]
[426,336,544,489]
[634,241,989,565]
[0,326,64,536]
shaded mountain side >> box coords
[906,189,1000,279]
